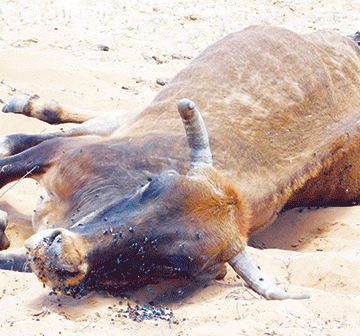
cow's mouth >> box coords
[25,229,90,296]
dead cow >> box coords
[1,25,360,301]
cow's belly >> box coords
[283,145,360,210]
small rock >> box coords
[98,44,110,51]
[171,53,193,60]
[143,54,153,62]
[156,78,168,86]
[152,56,166,64]
[185,14,201,21]
[171,53,183,60]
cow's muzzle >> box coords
[25,228,89,296]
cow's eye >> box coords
[165,169,179,176]
[134,182,150,197]
[140,183,150,192]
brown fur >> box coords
[132,26,360,233]
[1,25,360,297]
[12,27,360,231]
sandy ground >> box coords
[0,0,360,335]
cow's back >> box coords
[123,26,360,224]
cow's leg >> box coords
[0,247,30,272]
[0,141,59,254]
[0,136,99,187]
[0,104,141,157]
[0,136,90,190]
[0,138,94,272]
[0,143,52,189]
[0,209,30,272]
[2,95,103,124]
[0,210,10,250]
[0,132,63,158]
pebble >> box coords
[142,54,153,62]
[97,44,110,51]
[156,78,168,86]
[171,53,192,60]
[152,55,166,64]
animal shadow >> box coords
[103,278,210,306]
[248,206,360,251]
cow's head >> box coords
[25,99,310,300]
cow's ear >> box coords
[178,99,213,170]
[228,249,311,300]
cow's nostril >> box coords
[45,233,64,259]
[43,230,63,246]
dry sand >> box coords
[0,0,360,335]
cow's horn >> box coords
[178,98,213,170]
[228,249,312,300]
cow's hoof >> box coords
[2,94,39,116]
[0,210,10,250]
[0,135,12,157]
[25,228,89,295]
[2,96,28,113]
